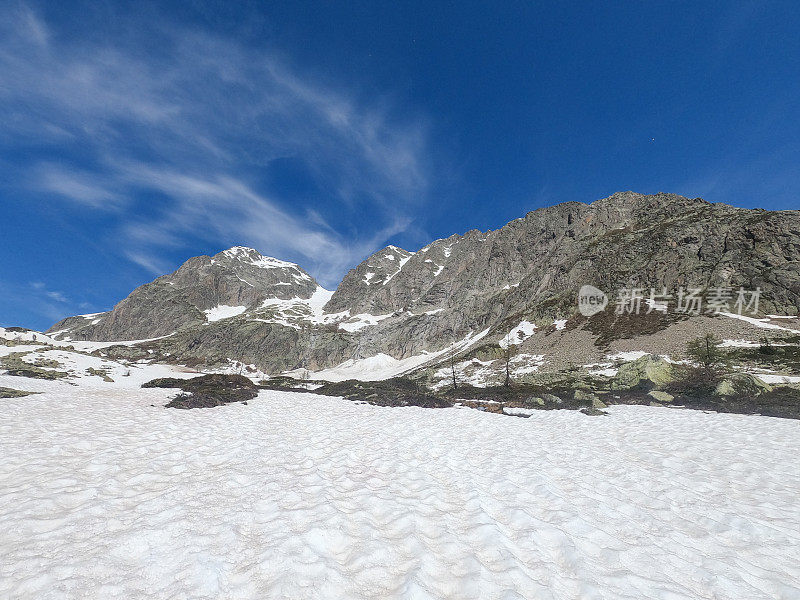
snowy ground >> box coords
[1,378,800,599]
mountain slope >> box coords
[47,192,800,379]
[49,247,325,341]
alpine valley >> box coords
[4,190,800,598]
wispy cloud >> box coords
[35,164,124,210]
[30,281,69,304]
[0,4,431,286]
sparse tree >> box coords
[501,329,527,387]
[503,343,517,387]
[686,333,728,374]
[668,333,730,397]
[450,349,458,390]
[758,336,776,355]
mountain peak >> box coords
[215,246,301,271]
[591,191,707,208]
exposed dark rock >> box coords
[0,387,37,398]
[143,374,259,409]
[580,407,609,416]
[316,377,452,408]
[1,353,69,380]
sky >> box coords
[1,1,799,330]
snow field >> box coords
[1,382,799,599]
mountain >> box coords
[48,192,800,382]
[50,246,325,340]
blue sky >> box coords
[2,1,799,330]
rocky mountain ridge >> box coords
[47,192,800,383]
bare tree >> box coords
[502,329,526,387]
[503,343,517,387]
[450,349,458,390]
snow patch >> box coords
[204,305,247,322]
[606,350,650,362]
[430,353,544,389]
[252,286,335,330]
[720,312,800,333]
[499,320,536,348]
[291,328,491,382]
[753,373,800,384]
[337,313,392,333]
[721,339,760,348]
[382,253,414,285]
[0,327,174,352]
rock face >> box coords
[331,192,800,322]
[47,192,800,377]
[49,247,322,341]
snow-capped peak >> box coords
[219,246,305,272]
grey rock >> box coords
[46,192,800,378]
[612,355,674,391]
[715,373,773,397]
[648,390,675,403]
[523,396,545,407]
[49,247,321,341]
[541,393,563,405]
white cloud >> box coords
[30,281,69,304]
[45,290,69,303]
[0,5,432,286]
[35,164,123,210]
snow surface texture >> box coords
[1,380,799,599]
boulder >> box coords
[611,355,673,391]
[574,388,607,408]
[523,396,545,407]
[647,390,674,403]
[0,387,37,398]
[540,393,563,405]
[714,373,773,398]
[580,407,608,416]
